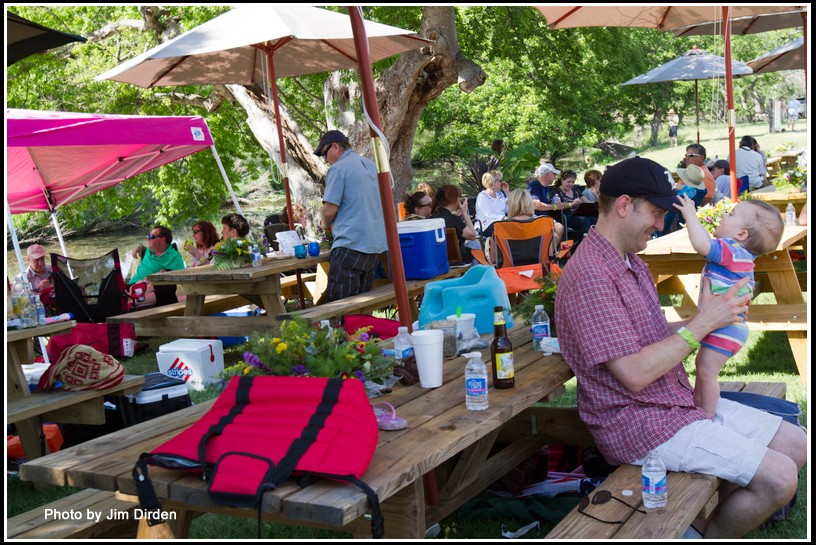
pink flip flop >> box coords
[372,402,408,431]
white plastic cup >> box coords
[447,313,477,340]
[411,329,444,388]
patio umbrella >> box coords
[7,11,86,65]
[671,8,807,37]
[96,5,428,318]
[535,5,804,202]
[747,37,805,74]
[622,48,753,144]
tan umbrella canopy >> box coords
[671,8,807,36]
[747,37,805,74]
[535,4,804,202]
[97,5,428,321]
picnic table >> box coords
[747,185,807,215]
[19,323,574,539]
[113,251,331,337]
[7,320,145,459]
[640,225,807,381]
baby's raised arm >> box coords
[673,194,711,257]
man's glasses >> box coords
[318,144,331,159]
[685,153,702,158]
[147,234,160,240]
[577,490,646,525]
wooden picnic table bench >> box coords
[277,267,468,324]
[542,381,788,539]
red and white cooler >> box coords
[156,339,224,391]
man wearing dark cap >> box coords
[16,244,53,293]
[554,157,805,538]
[315,130,387,301]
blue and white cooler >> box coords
[156,339,224,391]
[397,218,449,280]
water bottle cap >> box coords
[465,352,481,359]
[398,326,408,333]
[535,305,543,310]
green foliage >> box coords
[219,319,394,384]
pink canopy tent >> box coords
[6,108,240,271]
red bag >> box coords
[133,376,383,537]
[342,314,400,339]
[46,322,136,361]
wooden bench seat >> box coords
[107,294,248,325]
[539,381,787,539]
[7,488,138,539]
[277,268,466,323]
[8,375,145,426]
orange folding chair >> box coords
[470,217,556,296]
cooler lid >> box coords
[133,384,191,404]
[159,338,224,352]
[397,218,446,234]
[142,371,186,391]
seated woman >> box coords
[431,184,479,263]
[475,170,509,233]
[403,191,433,220]
[183,220,219,267]
[581,170,603,203]
[553,170,596,241]
[221,213,250,240]
[280,203,311,239]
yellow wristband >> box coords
[677,327,700,351]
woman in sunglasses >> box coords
[184,220,219,267]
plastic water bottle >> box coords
[35,296,47,326]
[464,351,489,410]
[251,244,262,267]
[642,450,668,509]
[531,305,551,353]
[785,203,797,226]
[320,319,333,335]
[551,193,561,210]
[393,326,414,363]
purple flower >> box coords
[355,370,365,381]
[360,332,370,342]
[243,351,269,372]
[291,364,309,376]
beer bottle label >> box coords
[494,351,515,379]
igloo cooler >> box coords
[397,218,449,280]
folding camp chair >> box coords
[470,216,557,296]
[51,249,129,323]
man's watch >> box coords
[677,326,700,351]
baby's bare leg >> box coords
[694,348,729,418]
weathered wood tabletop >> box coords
[19,324,574,539]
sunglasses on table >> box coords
[577,490,646,525]
[685,153,703,158]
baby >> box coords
[674,196,784,418]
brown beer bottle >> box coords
[490,305,515,389]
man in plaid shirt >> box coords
[554,157,805,538]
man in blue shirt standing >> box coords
[316,130,387,302]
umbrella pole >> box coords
[265,51,306,310]
[695,80,700,144]
[347,8,412,330]
[723,8,739,203]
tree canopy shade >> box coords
[7,109,214,214]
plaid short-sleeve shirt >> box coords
[554,228,706,464]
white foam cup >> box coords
[447,313,477,340]
[411,329,444,388]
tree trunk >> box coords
[226,7,486,205]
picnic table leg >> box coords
[8,339,46,459]
[762,249,807,382]
[347,478,426,539]
[136,507,194,539]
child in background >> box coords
[674,196,784,417]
